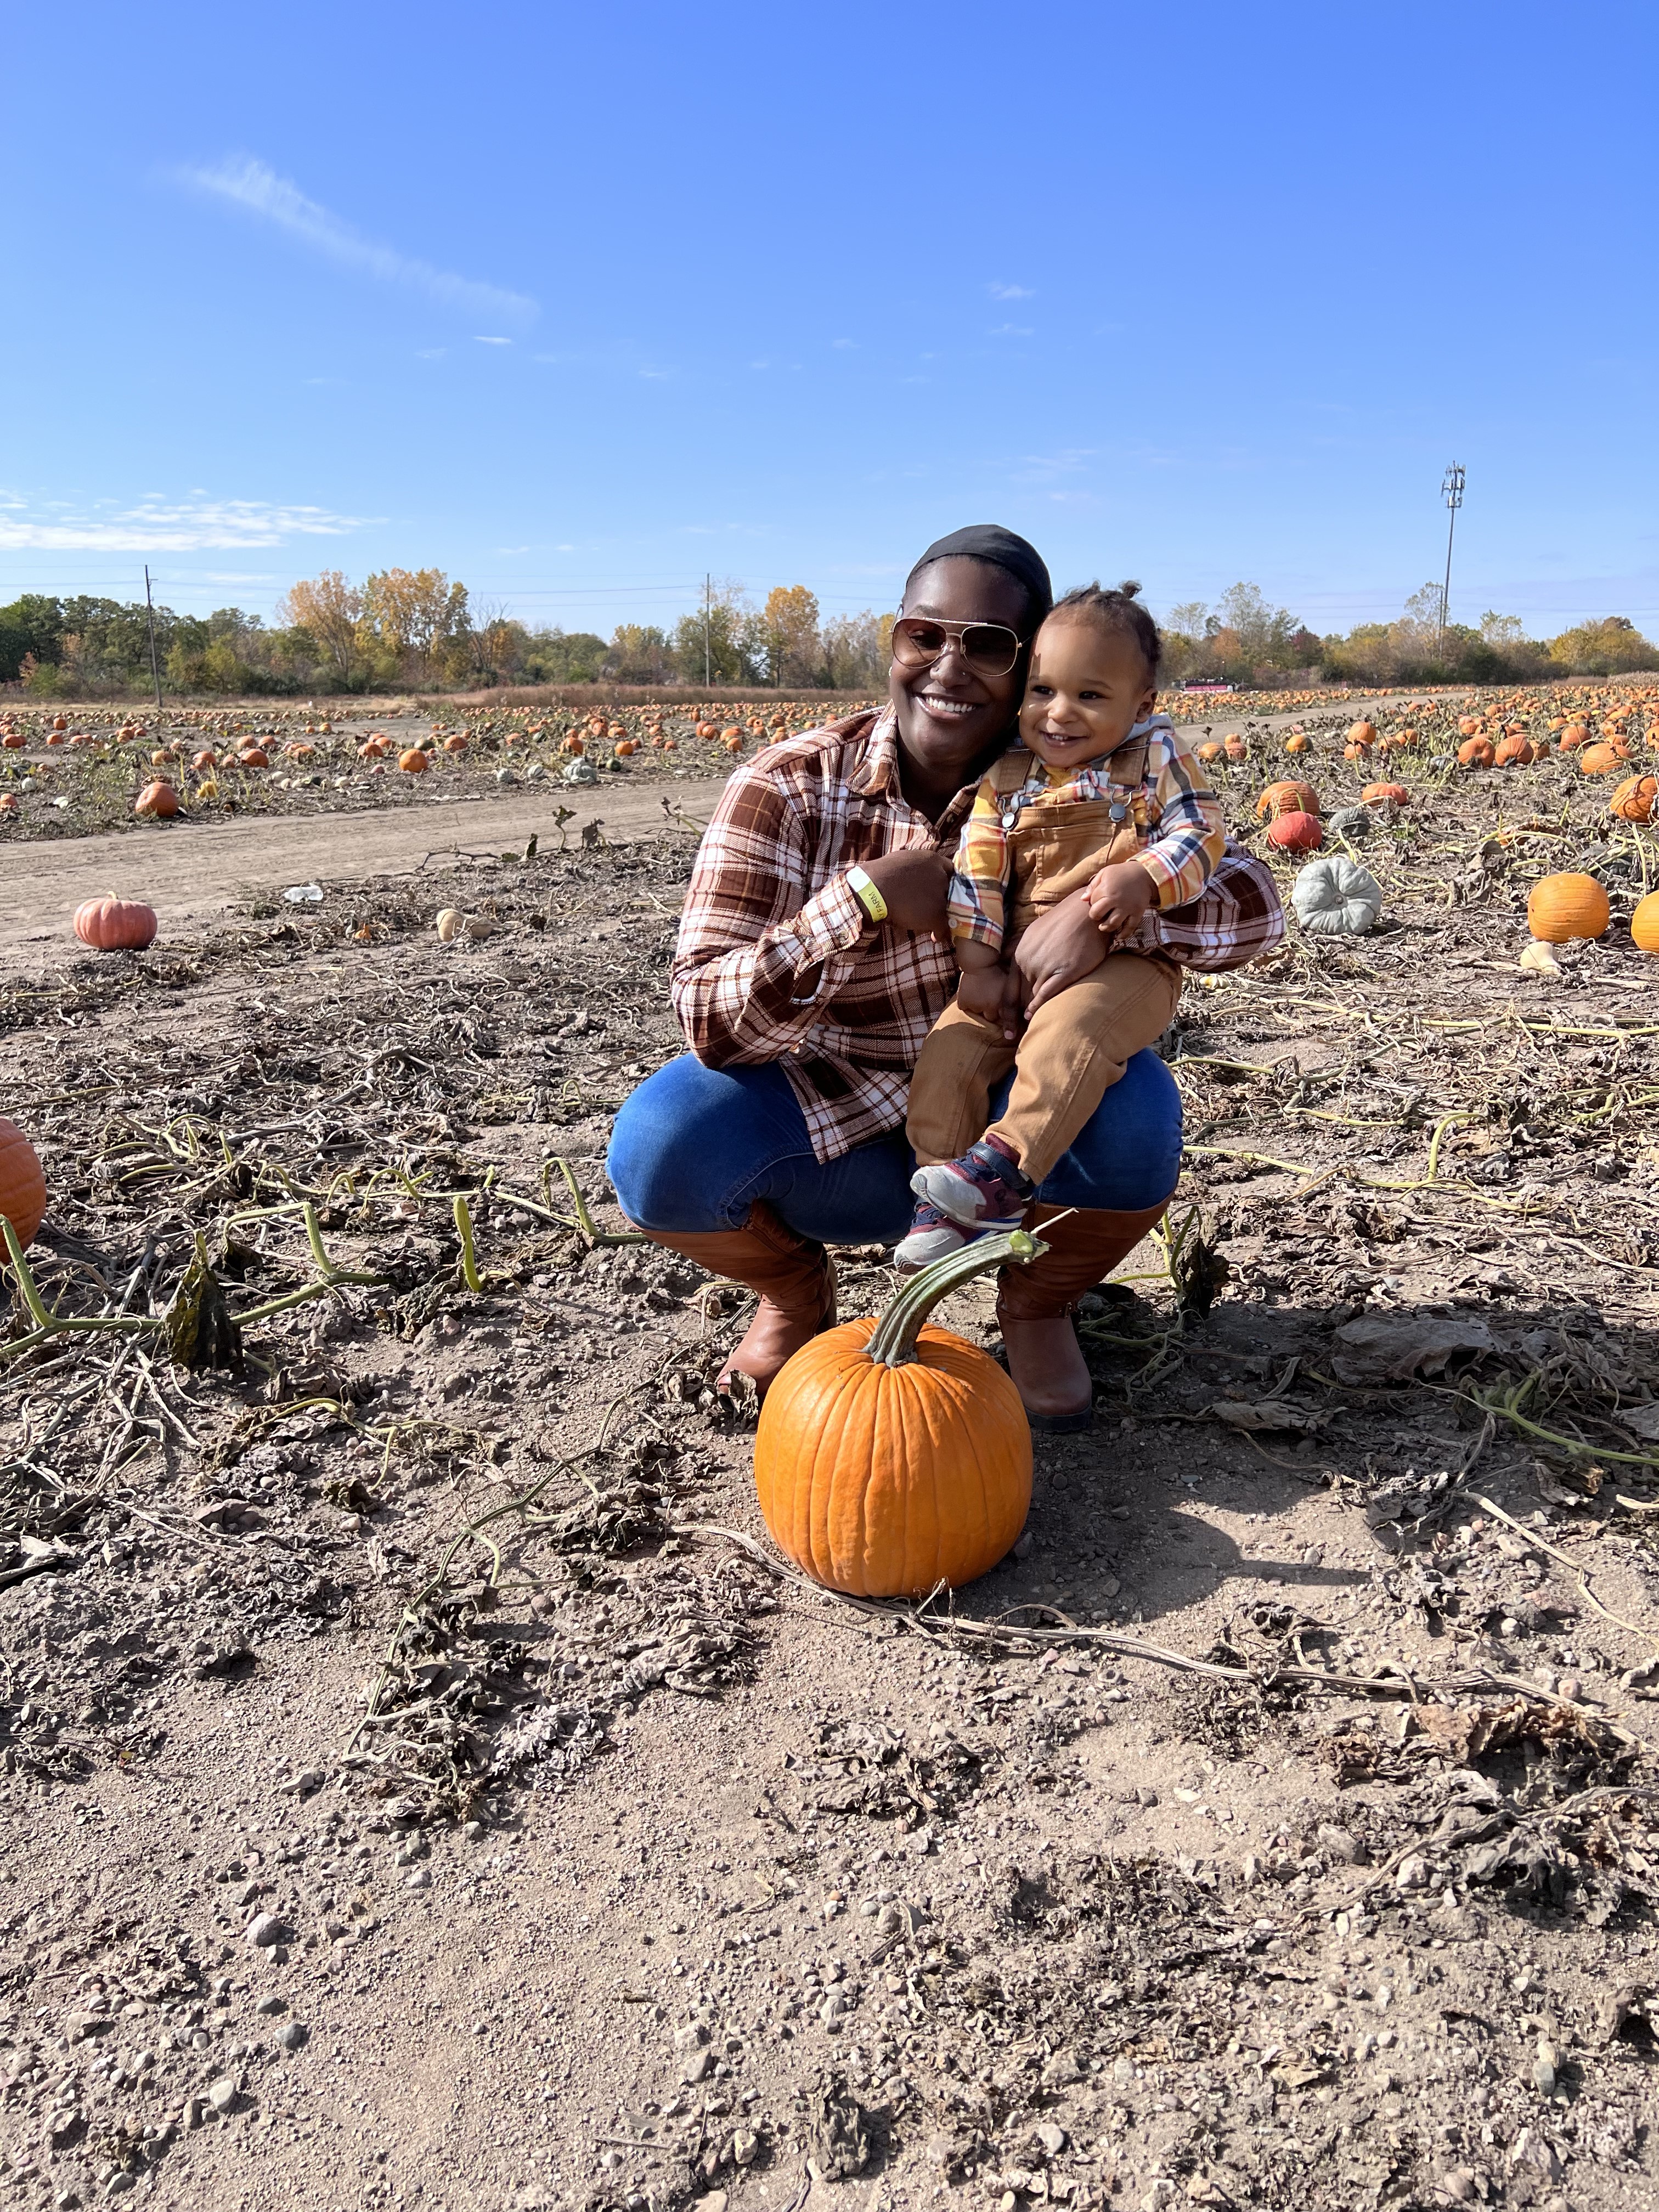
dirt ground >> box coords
[2,695,1658,2212]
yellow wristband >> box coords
[847,866,888,923]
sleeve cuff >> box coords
[1132,852,1176,907]
[778,872,872,968]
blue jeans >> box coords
[606,1051,1182,1246]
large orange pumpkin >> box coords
[1578,743,1623,776]
[753,1232,1036,1596]
[1361,781,1410,807]
[1494,735,1534,767]
[0,1120,47,1248]
[1632,891,1659,956]
[74,893,157,951]
[1527,872,1610,943]
[1255,780,1320,821]
[134,781,178,819]
[1457,737,1496,768]
[399,748,431,774]
[1559,722,1592,751]
[1345,719,1377,750]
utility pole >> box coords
[703,573,712,688]
[142,565,163,713]
[1440,463,1465,652]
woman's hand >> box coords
[1013,887,1109,1014]
[861,847,953,940]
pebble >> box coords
[1393,1854,1429,1891]
[255,1995,285,2017]
[1317,1824,1367,1865]
[279,2023,308,2052]
[1136,1786,1159,1808]
[1035,2123,1068,2155]
[405,1868,432,1891]
[1440,2171,1477,2203]
[207,2075,238,2113]
[245,1912,284,1949]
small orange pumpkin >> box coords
[134,781,178,819]
[398,748,430,774]
[1267,810,1324,852]
[1559,721,1592,751]
[1457,715,1482,738]
[0,1120,48,1248]
[1255,780,1320,822]
[1284,732,1312,755]
[753,1233,1034,1596]
[443,735,468,755]
[238,746,269,769]
[1610,774,1658,823]
[1361,781,1410,808]
[1457,737,1496,768]
[1493,735,1534,766]
[1527,872,1610,944]
[1632,890,1659,955]
[74,893,157,951]
[1,731,25,751]
[1194,740,1223,763]
[1345,719,1377,750]
[1222,733,1248,761]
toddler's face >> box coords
[1019,614,1158,772]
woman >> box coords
[606,524,1182,1430]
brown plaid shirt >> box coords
[672,709,972,1162]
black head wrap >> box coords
[903,524,1053,632]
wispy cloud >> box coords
[473,335,511,346]
[989,283,1034,300]
[0,493,374,553]
[987,323,1033,337]
[179,156,538,328]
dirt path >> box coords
[0,781,716,955]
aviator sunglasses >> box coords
[890,616,1028,679]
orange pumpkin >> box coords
[0,1120,47,1249]
[398,748,430,774]
[1457,737,1496,768]
[443,735,468,755]
[191,749,218,770]
[1361,781,1410,807]
[1222,733,1248,761]
[1610,774,1658,823]
[1527,872,1610,944]
[0,795,17,816]
[1578,742,1623,776]
[1632,891,1659,956]
[1559,721,1591,751]
[133,781,178,819]
[1255,780,1320,821]
[1267,810,1323,852]
[1284,732,1311,755]
[1,731,24,751]
[74,893,157,951]
[238,747,269,768]
[1345,719,1377,749]
[1493,735,1534,767]
[1195,740,1223,763]
[753,1233,1035,1596]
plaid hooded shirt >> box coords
[670,709,970,1162]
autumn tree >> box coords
[277,571,364,681]
[360,568,469,677]
[756,585,821,685]
[672,579,757,685]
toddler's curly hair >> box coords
[1049,579,1162,680]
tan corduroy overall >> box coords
[906,793,1182,1184]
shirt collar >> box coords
[848,707,998,834]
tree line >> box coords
[0,573,895,698]
[1,569,1652,700]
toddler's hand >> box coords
[1086,861,1157,946]
[957,962,1019,1038]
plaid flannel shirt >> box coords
[670,709,972,1162]
[947,714,1226,953]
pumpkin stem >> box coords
[864,1226,1051,1370]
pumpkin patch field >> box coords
[1,685,1658,2211]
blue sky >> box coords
[4,1,1656,641]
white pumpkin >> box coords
[1291,855,1383,937]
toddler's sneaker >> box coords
[893,1200,969,1275]
[909,1136,1034,1232]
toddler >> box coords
[898,582,1225,1269]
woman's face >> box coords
[888,556,1031,785]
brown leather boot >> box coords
[997,1200,1171,1432]
[629,1200,837,1398]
